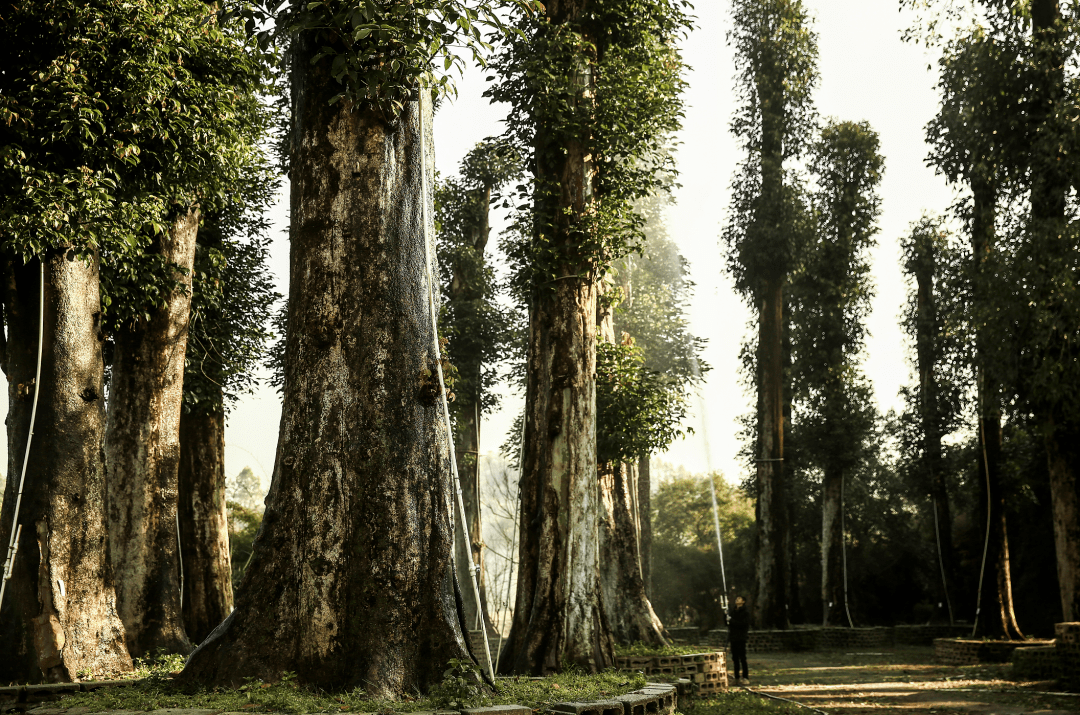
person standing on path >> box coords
[728,595,750,685]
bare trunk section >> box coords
[502,273,610,673]
[599,460,666,645]
[105,209,200,658]
[970,180,1022,640]
[179,46,470,693]
[1046,418,1080,621]
[177,402,232,644]
[0,250,131,683]
[754,280,788,630]
[638,455,652,599]
[820,468,844,627]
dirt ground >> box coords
[739,647,1080,715]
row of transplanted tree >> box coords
[0,0,279,682]
[0,0,709,691]
[723,0,1080,639]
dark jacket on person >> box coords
[728,605,750,643]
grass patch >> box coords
[681,691,802,715]
[614,643,719,658]
[52,660,648,714]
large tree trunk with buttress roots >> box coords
[754,279,788,630]
[105,209,200,658]
[177,401,232,644]
[599,460,666,645]
[179,42,472,694]
[0,250,132,683]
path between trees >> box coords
[743,647,1079,715]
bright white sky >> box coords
[0,2,956,495]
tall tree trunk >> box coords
[0,250,132,683]
[820,467,844,627]
[177,401,232,644]
[1030,0,1079,627]
[599,460,666,645]
[179,46,471,694]
[105,208,200,658]
[1046,418,1080,620]
[500,0,613,675]
[638,455,652,599]
[970,179,1022,640]
[913,245,956,621]
[450,183,493,633]
[754,279,788,630]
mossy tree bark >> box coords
[0,250,132,683]
[105,209,199,658]
[177,399,232,644]
[179,40,471,693]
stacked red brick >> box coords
[615,652,728,695]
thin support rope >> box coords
[1,259,46,611]
[932,496,955,626]
[417,95,495,682]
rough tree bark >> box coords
[500,0,613,674]
[820,468,845,627]
[179,42,472,693]
[105,208,200,658]
[1046,419,1080,620]
[970,179,1022,640]
[638,455,653,598]
[754,279,788,630]
[177,400,232,644]
[0,250,132,683]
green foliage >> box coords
[431,659,485,709]
[1,0,271,262]
[489,0,693,295]
[228,500,264,592]
[596,336,690,465]
[789,119,883,479]
[230,0,541,118]
[650,468,754,628]
[436,140,521,418]
[722,0,818,300]
[183,155,283,413]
